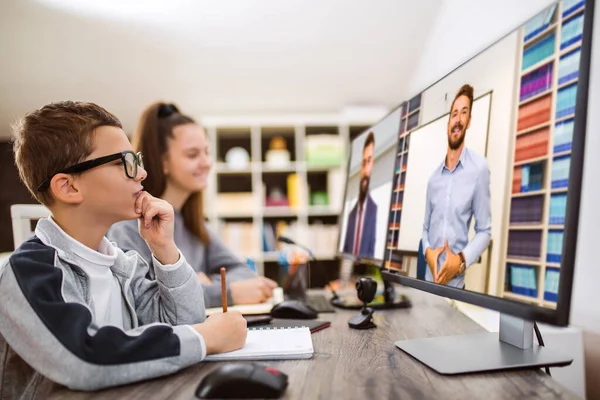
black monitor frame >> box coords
[382,0,595,327]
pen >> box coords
[220,267,227,312]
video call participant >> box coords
[421,84,492,288]
[343,131,378,259]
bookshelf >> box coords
[201,113,382,285]
[384,94,423,271]
[501,0,586,309]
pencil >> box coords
[220,267,227,312]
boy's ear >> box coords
[49,174,84,205]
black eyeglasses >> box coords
[37,151,144,192]
[157,103,179,118]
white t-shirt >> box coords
[48,217,123,327]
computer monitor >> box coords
[336,106,412,309]
[337,107,400,264]
[381,0,594,374]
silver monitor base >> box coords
[395,314,573,375]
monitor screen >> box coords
[337,107,402,264]
[382,0,592,325]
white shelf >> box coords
[512,189,545,198]
[556,113,576,123]
[562,5,585,23]
[560,42,582,57]
[523,23,558,48]
[506,258,543,266]
[519,88,553,107]
[521,55,555,76]
[516,121,551,136]
[263,207,300,218]
[558,78,579,90]
[262,162,300,173]
[216,211,255,218]
[546,262,561,269]
[307,206,339,216]
[508,224,544,230]
[215,162,254,174]
[553,150,572,158]
[514,154,548,167]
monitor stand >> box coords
[331,277,412,310]
[395,314,572,374]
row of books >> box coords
[521,162,545,192]
[515,127,549,163]
[523,3,557,42]
[407,113,419,131]
[551,155,571,188]
[263,221,296,252]
[408,94,422,113]
[262,221,338,257]
[387,229,399,248]
[393,189,405,204]
[562,0,585,18]
[558,48,581,84]
[508,230,542,259]
[301,223,339,257]
[522,33,555,71]
[549,193,568,224]
[508,263,538,298]
[219,222,260,260]
[520,63,553,102]
[517,94,551,132]
[547,230,564,263]
[510,195,544,225]
[554,118,574,153]
[556,83,578,119]
[561,13,584,49]
[544,267,560,302]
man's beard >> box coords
[448,122,466,150]
[359,176,370,204]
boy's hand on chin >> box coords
[135,192,179,265]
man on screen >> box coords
[422,84,491,289]
[343,132,378,259]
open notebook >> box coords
[205,303,273,316]
[205,326,314,361]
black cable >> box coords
[534,322,551,377]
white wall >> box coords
[570,0,600,335]
[409,0,556,96]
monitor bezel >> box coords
[382,0,595,327]
[335,104,405,267]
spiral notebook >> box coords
[204,326,314,361]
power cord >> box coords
[534,322,551,377]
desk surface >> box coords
[48,289,576,400]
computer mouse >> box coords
[195,363,288,399]
[270,300,318,319]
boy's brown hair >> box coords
[12,101,122,205]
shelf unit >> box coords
[501,0,586,309]
[201,113,382,284]
[383,94,423,270]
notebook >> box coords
[252,318,331,334]
[205,303,273,316]
[204,326,314,361]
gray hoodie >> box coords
[0,218,207,399]
[108,213,257,308]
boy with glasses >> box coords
[0,101,247,397]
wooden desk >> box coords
[48,289,577,400]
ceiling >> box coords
[0,0,443,135]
